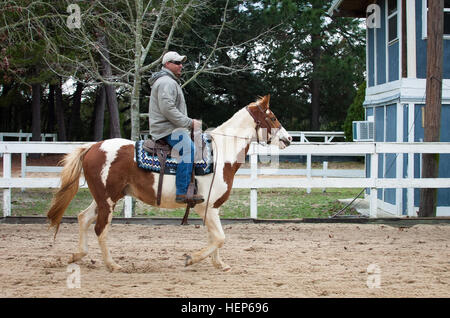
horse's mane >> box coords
[213,107,247,132]
[213,95,269,132]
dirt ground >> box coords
[0,221,449,298]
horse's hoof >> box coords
[222,265,232,272]
[106,263,123,272]
[69,252,86,263]
[212,260,231,272]
[184,254,193,267]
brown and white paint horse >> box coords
[47,95,292,272]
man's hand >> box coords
[192,119,202,132]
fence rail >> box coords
[0,131,58,158]
[0,131,57,142]
[287,131,345,143]
[139,130,346,143]
[2,141,450,218]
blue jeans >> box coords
[163,130,195,196]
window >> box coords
[445,0,450,35]
[423,0,450,38]
[388,0,397,15]
[388,0,398,43]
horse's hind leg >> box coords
[186,207,231,271]
[95,200,122,272]
[69,200,97,263]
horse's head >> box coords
[246,95,292,149]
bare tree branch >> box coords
[1,0,275,140]
[182,0,229,88]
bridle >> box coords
[245,103,281,145]
[205,104,282,146]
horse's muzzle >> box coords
[282,136,292,147]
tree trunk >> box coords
[310,33,321,131]
[130,0,143,142]
[31,83,41,142]
[0,84,11,131]
[54,81,67,141]
[130,74,141,141]
[47,84,56,134]
[419,0,444,217]
[93,85,106,141]
[310,74,321,131]
[104,85,121,138]
[97,31,121,138]
[68,82,84,141]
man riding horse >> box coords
[148,51,204,205]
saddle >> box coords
[142,138,172,206]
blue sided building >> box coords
[329,0,450,216]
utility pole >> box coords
[419,0,444,217]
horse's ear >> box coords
[260,94,270,109]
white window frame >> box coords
[386,0,402,81]
[387,0,399,45]
[422,0,450,39]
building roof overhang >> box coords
[328,0,375,18]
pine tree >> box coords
[343,81,366,141]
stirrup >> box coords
[175,194,204,204]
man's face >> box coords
[164,61,183,78]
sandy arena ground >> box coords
[0,221,449,298]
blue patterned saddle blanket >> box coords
[135,133,214,175]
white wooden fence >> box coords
[0,131,57,142]
[1,141,450,219]
[288,131,345,143]
[139,130,346,143]
[0,131,57,158]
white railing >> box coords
[10,131,350,187]
[288,131,345,143]
[0,130,57,142]
[240,142,450,218]
[1,141,450,219]
[139,130,346,143]
[0,131,58,158]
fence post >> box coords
[3,153,11,217]
[301,132,307,143]
[407,103,416,216]
[306,153,311,194]
[250,143,258,219]
[21,153,26,192]
[395,153,403,216]
[322,161,328,193]
[407,152,415,216]
[370,152,378,218]
[124,196,133,218]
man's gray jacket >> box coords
[148,67,193,140]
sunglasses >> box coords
[169,61,183,65]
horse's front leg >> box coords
[209,234,231,272]
[186,207,231,271]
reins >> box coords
[202,135,219,226]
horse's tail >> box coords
[47,144,92,238]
